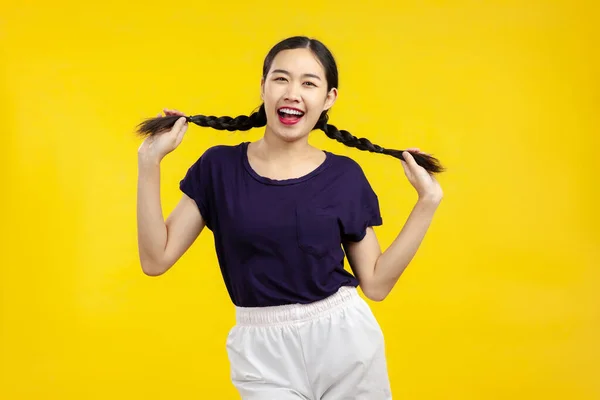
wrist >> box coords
[138,152,162,167]
[417,193,442,207]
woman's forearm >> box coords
[136,156,168,275]
[372,195,441,297]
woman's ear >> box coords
[323,87,338,111]
[260,78,265,101]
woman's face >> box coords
[261,48,337,143]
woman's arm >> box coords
[345,150,443,301]
[136,109,205,276]
[137,156,205,276]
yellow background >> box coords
[2,0,599,398]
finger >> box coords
[170,116,187,134]
[404,151,426,175]
[400,159,409,175]
[400,158,414,177]
[165,108,186,117]
[406,148,431,156]
[406,148,433,157]
[177,115,187,125]
[402,151,419,167]
[175,117,188,143]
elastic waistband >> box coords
[234,286,361,326]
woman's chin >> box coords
[266,125,311,143]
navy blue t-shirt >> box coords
[179,142,382,307]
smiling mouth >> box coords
[277,108,305,125]
[277,107,305,117]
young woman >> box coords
[136,36,444,400]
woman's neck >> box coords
[246,129,326,180]
[254,129,317,163]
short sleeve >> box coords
[179,152,212,228]
[340,164,383,243]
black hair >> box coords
[135,36,444,174]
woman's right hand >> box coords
[138,108,189,163]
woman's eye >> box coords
[273,77,315,87]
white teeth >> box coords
[279,108,304,116]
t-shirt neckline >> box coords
[241,141,332,186]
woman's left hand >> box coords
[401,148,443,204]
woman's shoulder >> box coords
[187,142,246,167]
[201,142,245,160]
[325,151,367,176]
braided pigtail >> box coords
[317,117,444,174]
[135,105,268,137]
[134,104,444,173]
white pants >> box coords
[226,286,392,399]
